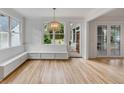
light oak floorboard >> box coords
[1,58,124,84]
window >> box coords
[10,18,21,47]
[43,23,64,44]
[0,13,21,50]
[0,14,9,49]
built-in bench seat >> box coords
[28,51,68,59]
[0,50,68,81]
[0,52,28,81]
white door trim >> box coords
[95,22,122,57]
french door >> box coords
[69,23,81,57]
[97,24,121,57]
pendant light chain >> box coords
[53,8,56,21]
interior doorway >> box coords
[97,24,121,57]
[69,23,81,57]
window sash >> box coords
[44,33,64,44]
[43,23,65,45]
[0,13,21,50]
[0,15,9,49]
[10,18,21,47]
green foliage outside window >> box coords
[43,23,64,44]
[44,34,51,44]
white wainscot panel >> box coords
[41,53,54,59]
[28,53,41,59]
[55,53,68,59]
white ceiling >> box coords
[102,8,124,17]
[13,8,97,19]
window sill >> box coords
[43,44,67,46]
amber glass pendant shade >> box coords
[48,21,61,31]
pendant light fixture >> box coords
[48,8,61,32]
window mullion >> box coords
[19,21,21,45]
[53,31,55,44]
[9,16,11,48]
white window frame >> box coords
[0,12,22,50]
[43,22,66,45]
[10,17,21,47]
[0,14,10,49]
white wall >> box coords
[0,8,25,63]
[25,17,85,57]
[89,16,124,58]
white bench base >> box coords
[0,51,68,81]
[28,52,68,59]
[0,52,28,81]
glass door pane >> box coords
[69,23,81,57]
[110,25,120,56]
[97,25,107,56]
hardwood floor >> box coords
[1,58,124,84]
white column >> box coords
[84,22,89,59]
